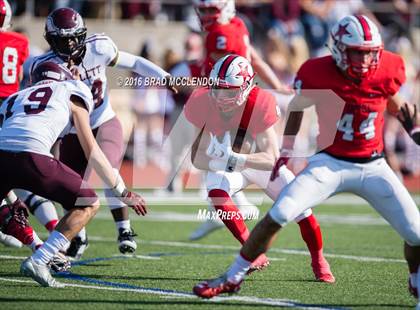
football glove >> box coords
[112,182,147,216]
[206,132,246,172]
[270,150,292,181]
[398,103,420,145]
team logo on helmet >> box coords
[209,54,255,113]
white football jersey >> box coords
[31,33,118,130]
[0,80,93,156]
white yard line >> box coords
[0,276,343,309]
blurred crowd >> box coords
[9,0,420,190]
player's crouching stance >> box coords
[192,15,420,301]
[0,62,146,287]
[186,55,334,293]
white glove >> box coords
[206,132,247,172]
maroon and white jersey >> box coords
[30,33,118,130]
[0,80,93,156]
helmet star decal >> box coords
[335,23,351,41]
[236,62,251,80]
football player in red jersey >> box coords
[192,15,420,302]
[189,0,294,240]
[193,0,292,93]
[0,0,28,102]
[186,54,334,284]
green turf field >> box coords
[0,199,418,309]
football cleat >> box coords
[65,236,88,261]
[312,258,336,283]
[189,218,224,241]
[409,278,418,298]
[49,252,71,273]
[247,254,270,275]
[20,257,64,287]
[118,228,137,254]
[0,231,23,248]
[193,274,242,299]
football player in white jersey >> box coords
[27,7,172,258]
[0,61,147,287]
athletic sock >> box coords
[226,253,252,284]
[298,214,325,262]
[208,189,249,244]
[32,231,70,265]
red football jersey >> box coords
[295,50,406,158]
[0,31,29,98]
[203,16,250,77]
[184,86,279,141]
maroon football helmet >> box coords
[31,61,74,84]
[44,7,87,62]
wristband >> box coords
[410,126,420,136]
[226,153,247,172]
[112,179,126,197]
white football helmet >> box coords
[330,15,383,78]
[0,0,12,31]
[209,54,255,113]
[193,0,235,30]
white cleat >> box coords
[20,257,65,287]
[0,231,22,248]
[189,218,225,241]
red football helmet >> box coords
[193,0,235,30]
[44,7,87,61]
[0,0,12,31]
[330,15,383,79]
[31,61,74,84]
[209,54,255,113]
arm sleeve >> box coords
[115,51,169,79]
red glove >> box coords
[270,148,295,181]
[120,190,147,216]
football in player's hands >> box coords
[121,190,147,216]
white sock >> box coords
[116,220,131,232]
[32,231,70,265]
[226,254,252,284]
[30,230,44,252]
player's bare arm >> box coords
[191,127,213,171]
[71,96,146,216]
[243,125,279,170]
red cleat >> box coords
[409,278,418,298]
[312,258,335,283]
[247,254,270,275]
[193,274,242,299]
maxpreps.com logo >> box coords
[196,209,259,221]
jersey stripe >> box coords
[218,55,237,80]
[355,15,372,41]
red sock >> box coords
[45,219,58,232]
[208,189,249,244]
[298,214,324,261]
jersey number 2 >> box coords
[337,112,378,141]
